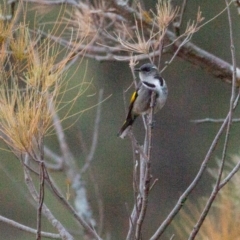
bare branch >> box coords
[44,146,64,170]
[135,92,156,239]
[191,117,240,123]
[150,111,231,239]
[173,0,188,36]
[37,161,45,240]
[108,0,239,83]
[8,0,79,6]
[49,102,101,238]
[23,155,74,240]
[188,1,238,238]
[81,89,103,174]
[166,30,239,84]
[0,215,61,239]
[220,158,240,188]
[43,169,103,240]
[13,0,239,85]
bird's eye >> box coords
[142,66,151,72]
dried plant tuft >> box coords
[10,24,31,61]
[154,0,179,31]
[0,21,82,156]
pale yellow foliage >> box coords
[0,9,11,44]
[116,0,179,55]
[154,0,179,31]
[10,24,31,61]
[117,20,154,55]
[0,22,79,155]
[64,1,106,43]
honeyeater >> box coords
[118,63,168,139]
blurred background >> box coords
[0,0,240,239]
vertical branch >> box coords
[173,0,188,36]
[126,60,150,240]
[42,168,103,240]
[188,1,237,239]
[135,92,156,239]
[81,89,103,174]
[36,161,45,240]
[150,113,230,240]
[49,101,96,227]
[150,2,238,239]
[126,133,149,240]
[157,30,166,69]
[23,155,74,240]
[37,112,46,240]
[49,102,104,240]
[0,215,61,239]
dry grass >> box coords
[63,1,107,44]
[116,1,179,55]
[117,19,155,55]
[0,8,87,156]
[154,0,179,31]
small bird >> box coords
[118,63,168,139]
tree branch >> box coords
[135,92,156,239]
[150,110,231,240]
[49,102,101,239]
[0,215,61,239]
[167,30,239,84]
[188,1,238,238]
[23,155,74,240]
[110,0,239,84]
[81,89,103,174]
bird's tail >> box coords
[118,116,137,139]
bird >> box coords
[118,63,168,139]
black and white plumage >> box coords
[118,63,168,139]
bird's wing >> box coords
[126,89,138,120]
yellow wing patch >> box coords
[130,91,137,104]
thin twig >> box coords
[0,215,61,239]
[161,31,193,73]
[89,167,104,236]
[81,89,103,174]
[23,155,74,240]
[150,178,159,191]
[37,161,45,240]
[44,146,63,164]
[135,92,156,239]
[44,146,63,170]
[128,132,149,161]
[192,91,240,124]
[191,117,240,123]
[126,89,155,240]
[150,110,231,240]
[126,62,144,240]
[49,100,97,227]
[43,165,102,240]
[173,0,188,36]
[23,0,239,85]
[157,29,166,69]
[8,0,79,6]
[126,155,140,239]
[219,158,240,188]
[188,1,237,238]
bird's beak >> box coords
[134,68,140,72]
